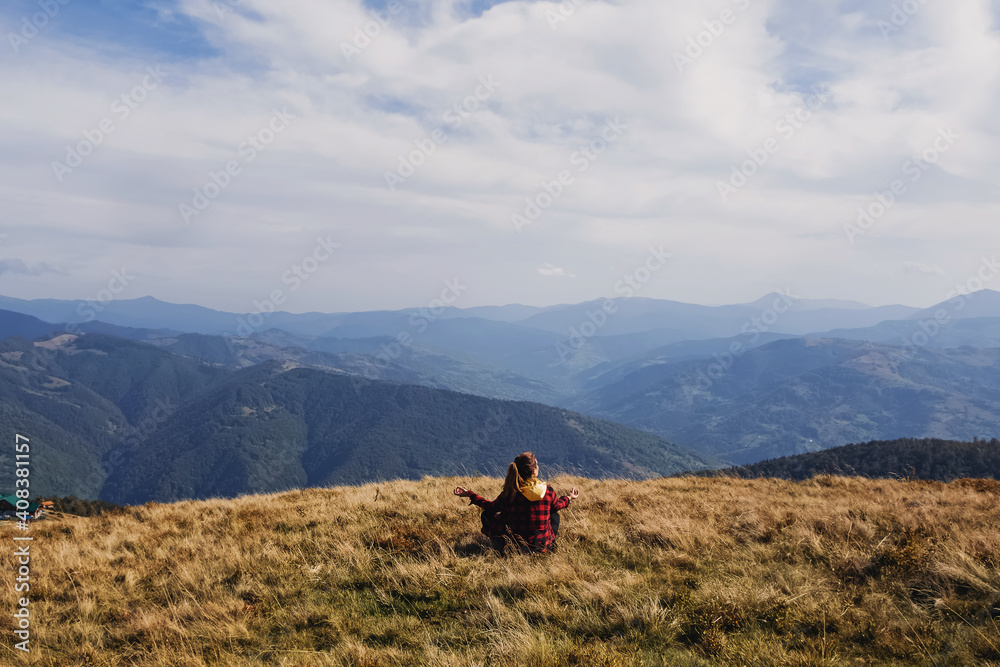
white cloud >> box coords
[0,0,998,309]
[0,259,64,276]
[903,261,946,276]
[538,263,575,277]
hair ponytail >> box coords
[499,452,538,502]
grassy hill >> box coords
[702,437,1000,482]
[3,476,998,666]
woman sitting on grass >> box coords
[454,452,579,554]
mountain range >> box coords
[0,291,931,337]
[569,338,1000,463]
[3,289,1000,500]
[0,332,707,502]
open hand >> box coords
[569,488,580,500]
[454,487,472,497]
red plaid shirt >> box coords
[469,485,570,552]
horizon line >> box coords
[1,290,983,316]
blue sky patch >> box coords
[2,0,218,61]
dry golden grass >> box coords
[2,475,999,666]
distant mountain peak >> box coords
[911,288,1000,321]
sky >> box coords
[0,0,998,313]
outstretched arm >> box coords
[454,486,492,509]
[553,487,580,511]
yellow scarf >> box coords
[517,471,547,501]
